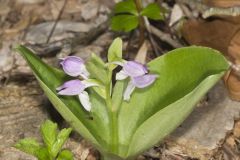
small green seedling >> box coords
[111,0,164,32]
[14,120,73,160]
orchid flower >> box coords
[57,79,98,111]
[60,56,89,79]
[115,61,157,101]
[57,56,97,111]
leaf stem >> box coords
[105,71,118,154]
[135,0,145,46]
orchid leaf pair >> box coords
[16,38,229,160]
[111,0,165,32]
[15,120,73,160]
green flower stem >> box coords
[135,0,145,46]
[105,70,118,154]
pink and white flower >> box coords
[57,56,95,111]
[60,56,89,79]
[116,61,157,101]
[57,79,97,111]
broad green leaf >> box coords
[108,38,123,63]
[40,120,57,152]
[111,15,139,32]
[116,47,229,157]
[140,3,164,20]
[57,150,74,160]
[36,147,51,160]
[114,0,138,15]
[127,74,223,156]
[16,46,110,152]
[52,128,72,157]
[86,53,108,84]
[14,138,41,156]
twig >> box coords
[150,25,183,48]
[125,31,134,60]
[229,62,240,72]
[135,0,145,46]
[163,150,187,160]
[203,7,240,18]
[228,61,240,77]
[176,0,195,19]
[26,21,109,57]
[147,32,162,56]
[223,143,240,160]
[144,17,183,48]
[46,0,67,43]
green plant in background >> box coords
[16,38,229,160]
[111,0,165,46]
[111,0,164,32]
[15,120,73,160]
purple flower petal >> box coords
[132,74,157,88]
[57,80,85,95]
[60,56,89,77]
[123,61,148,77]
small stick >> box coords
[228,61,240,77]
[135,0,145,47]
[203,7,240,18]
[46,0,67,44]
[147,32,162,56]
[125,31,134,60]
[144,17,183,48]
[223,143,240,160]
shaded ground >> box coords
[0,0,240,160]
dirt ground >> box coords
[0,0,240,160]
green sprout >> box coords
[111,0,165,46]
[111,0,164,32]
[14,120,73,160]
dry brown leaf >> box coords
[228,30,240,64]
[203,0,240,8]
[233,120,240,138]
[134,40,148,64]
[224,70,240,101]
[225,135,237,149]
[182,16,240,101]
[80,148,90,160]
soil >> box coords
[0,0,240,160]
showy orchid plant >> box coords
[16,38,229,160]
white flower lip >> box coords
[57,79,98,111]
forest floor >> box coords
[0,0,240,160]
